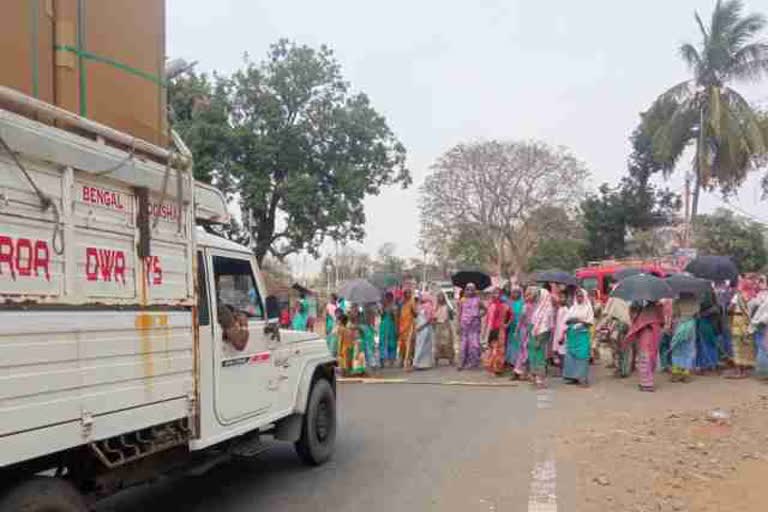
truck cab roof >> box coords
[195,227,253,255]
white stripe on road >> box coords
[536,388,553,409]
[529,388,557,511]
[528,452,558,512]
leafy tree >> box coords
[583,113,682,260]
[527,239,586,273]
[419,140,589,272]
[647,0,768,218]
[169,72,241,193]
[694,208,767,271]
[171,40,411,264]
[581,184,630,260]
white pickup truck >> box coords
[0,87,336,511]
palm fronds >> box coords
[646,0,768,205]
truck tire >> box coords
[295,378,336,466]
[0,477,87,512]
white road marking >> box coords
[527,452,558,512]
[529,388,557,511]
[536,388,553,409]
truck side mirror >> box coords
[265,295,280,321]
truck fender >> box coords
[293,357,336,415]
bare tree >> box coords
[420,140,589,272]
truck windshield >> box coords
[213,256,264,319]
[580,277,599,291]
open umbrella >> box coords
[533,269,579,287]
[615,268,644,281]
[685,256,739,284]
[369,272,401,291]
[665,274,712,298]
[612,274,675,302]
[451,270,491,290]
[291,283,314,295]
[338,279,382,304]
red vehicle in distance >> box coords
[576,259,682,304]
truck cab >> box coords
[0,88,336,512]
[194,229,334,452]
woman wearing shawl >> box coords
[485,289,512,375]
[669,294,699,382]
[506,288,525,367]
[658,298,674,372]
[458,283,485,370]
[379,292,398,367]
[434,293,455,366]
[398,289,418,369]
[624,301,664,392]
[595,295,633,378]
[725,289,754,378]
[359,307,378,371]
[696,289,721,373]
[413,294,436,369]
[715,282,735,361]
[291,293,309,331]
[337,313,364,376]
[325,309,341,356]
[325,294,339,354]
[512,287,537,379]
[562,289,594,386]
[529,287,555,387]
[750,292,768,379]
[551,294,569,373]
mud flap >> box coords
[274,413,303,442]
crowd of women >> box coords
[323,289,457,375]
[599,274,768,391]
[319,273,768,391]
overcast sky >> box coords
[168,0,768,270]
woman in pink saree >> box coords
[624,302,665,392]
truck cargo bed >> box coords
[0,104,198,467]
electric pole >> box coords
[684,172,692,247]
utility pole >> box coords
[683,172,692,247]
[334,242,339,289]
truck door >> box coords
[210,252,278,424]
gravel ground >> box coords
[553,366,768,512]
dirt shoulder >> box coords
[553,367,768,512]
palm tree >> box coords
[649,0,768,219]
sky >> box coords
[167,0,768,273]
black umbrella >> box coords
[533,269,579,287]
[451,270,492,290]
[615,268,644,281]
[292,283,314,295]
[612,274,675,302]
[338,279,382,304]
[665,274,712,298]
[685,256,739,284]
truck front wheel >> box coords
[295,378,336,466]
[0,477,87,512]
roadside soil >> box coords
[554,365,768,512]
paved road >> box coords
[97,368,572,512]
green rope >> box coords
[30,0,40,98]
[76,0,87,116]
[54,45,168,87]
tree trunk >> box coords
[691,170,700,221]
[691,105,704,223]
